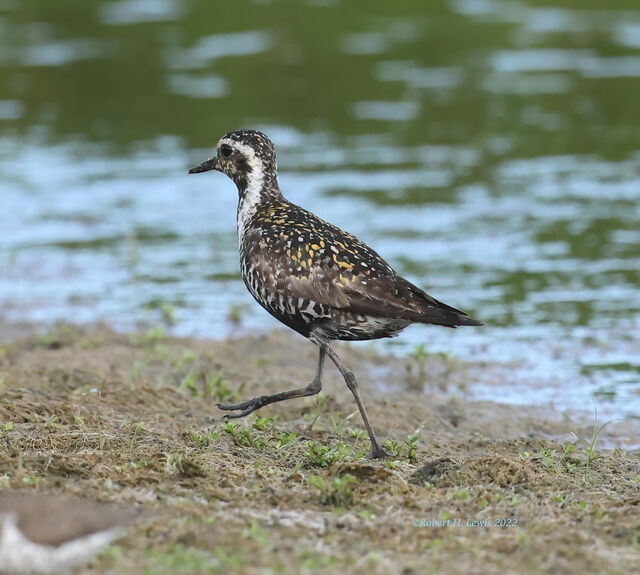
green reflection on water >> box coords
[1,0,639,157]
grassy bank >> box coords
[0,323,638,574]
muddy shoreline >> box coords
[0,322,638,573]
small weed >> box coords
[345,428,367,441]
[142,327,166,345]
[45,415,61,428]
[243,520,270,547]
[223,422,264,448]
[160,302,176,327]
[307,394,332,432]
[382,436,418,461]
[382,439,402,458]
[129,361,147,380]
[305,441,352,467]
[142,299,177,327]
[223,421,240,436]
[213,547,245,570]
[508,494,522,506]
[299,550,339,569]
[190,430,220,448]
[404,434,419,461]
[178,371,199,397]
[584,404,618,469]
[252,416,276,432]
[307,473,357,506]
[447,489,470,501]
[128,422,144,453]
[178,368,234,402]
[227,303,246,326]
[207,372,235,402]
[410,343,428,362]
[404,344,428,388]
[173,350,197,368]
[275,431,299,449]
[36,324,73,349]
[144,544,218,573]
[98,545,123,562]
[552,493,566,507]
[21,475,39,486]
[538,447,556,470]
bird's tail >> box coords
[404,280,484,328]
[415,299,484,328]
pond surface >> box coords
[1,0,639,419]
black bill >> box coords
[188,156,219,174]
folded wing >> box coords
[246,225,482,329]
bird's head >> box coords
[189,129,279,196]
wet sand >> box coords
[0,322,638,574]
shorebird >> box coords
[189,130,482,458]
[0,492,137,574]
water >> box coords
[1,0,639,418]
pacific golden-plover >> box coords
[189,130,483,458]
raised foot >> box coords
[217,396,267,419]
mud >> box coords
[0,322,638,574]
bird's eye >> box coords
[220,144,233,158]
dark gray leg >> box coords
[218,345,326,418]
[324,345,392,459]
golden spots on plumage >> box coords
[310,244,320,251]
[332,253,354,271]
[332,240,357,256]
[319,240,325,248]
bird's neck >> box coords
[236,169,283,240]
[237,174,281,211]
[235,159,280,204]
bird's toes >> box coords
[368,446,394,459]
[221,410,251,420]
[217,397,262,419]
